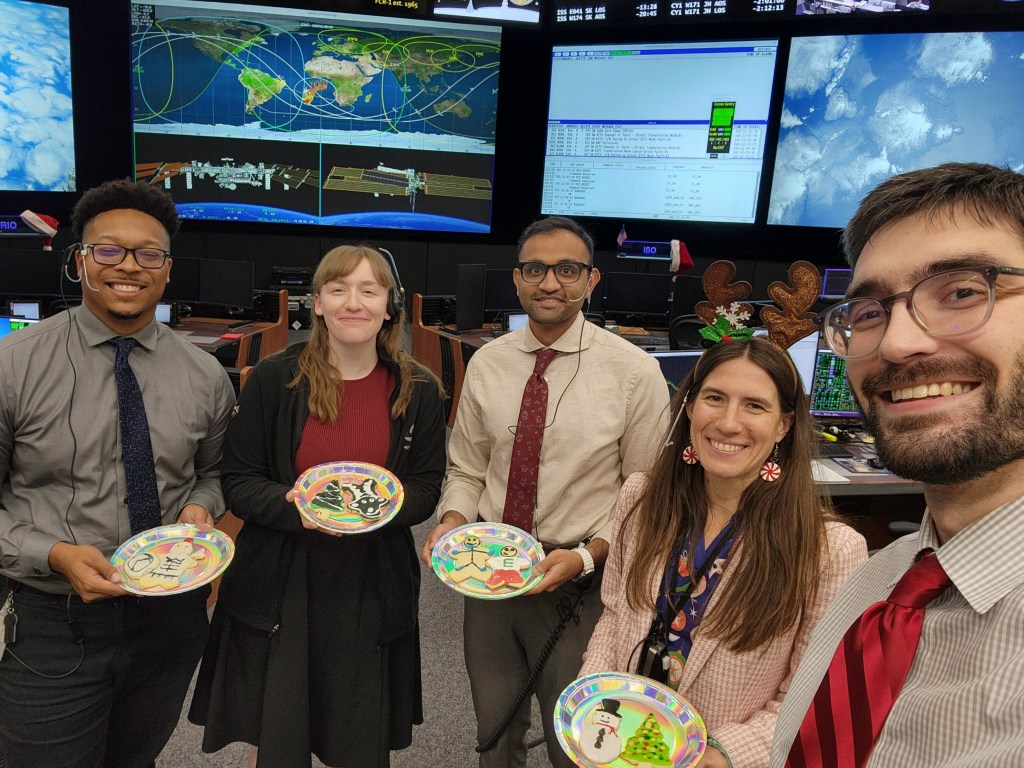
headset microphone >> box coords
[67,247,100,292]
[81,266,101,293]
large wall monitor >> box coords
[541,40,780,225]
[0,0,76,193]
[130,0,501,233]
[768,31,1024,229]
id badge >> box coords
[0,591,13,662]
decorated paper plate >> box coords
[110,524,235,597]
[431,522,545,600]
[554,672,706,768]
[292,461,404,534]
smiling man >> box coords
[770,163,1024,768]
[0,179,235,768]
[422,216,668,767]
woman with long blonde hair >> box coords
[190,245,446,768]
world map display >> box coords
[131,1,500,231]
[768,32,1024,229]
[0,0,76,192]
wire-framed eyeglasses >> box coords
[820,265,1024,359]
[517,261,592,285]
[83,243,171,270]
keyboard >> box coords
[817,442,854,458]
[623,335,669,346]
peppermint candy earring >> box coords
[760,444,781,482]
[682,441,699,465]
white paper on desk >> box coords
[812,460,851,484]
[183,335,223,344]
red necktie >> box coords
[786,550,952,768]
[502,348,558,533]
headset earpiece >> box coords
[377,247,405,325]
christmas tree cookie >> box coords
[310,479,345,521]
[621,712,673,766]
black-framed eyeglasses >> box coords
[83,243,171,270]
[819,265,1024,359]
[517,261,591,285]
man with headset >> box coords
[0,179,235,767]
[422,216,668,767]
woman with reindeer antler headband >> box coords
[579,262,868,768]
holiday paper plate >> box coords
[431,522,545,600]
[292,461,404,534]
[554,671,705,768]
[110,523,235,597]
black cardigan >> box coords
[215,343,446,640]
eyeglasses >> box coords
[517,261,591,285]
[820,265,1024,359]
[83,243,171,270]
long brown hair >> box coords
[622,338,832,652]
[290,245,442,422]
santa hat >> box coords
[20,210,59,251]
[670,240,694,276]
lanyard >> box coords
[662,518,736,616]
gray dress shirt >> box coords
[0,306,235,593]
[770,496,1024,767]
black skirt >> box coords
[189,534,422,768]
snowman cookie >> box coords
[580,698,623,764]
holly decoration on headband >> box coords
[699,303,755,344]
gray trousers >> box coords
[463,575,603,768]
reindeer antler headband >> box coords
[696,260,822,350]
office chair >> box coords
[668,315,706,350]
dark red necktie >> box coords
[502,348,558,533]
[786,550,952,768]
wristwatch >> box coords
[574,544,595,582]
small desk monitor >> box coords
[602,272,672,327]
[809,343,860,419]
[155,303,172,324]
[0,316,40,339]
[9,300,41,320]
[650,349,703,394]
[504,312,528,332]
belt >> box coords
[6,579,73,600]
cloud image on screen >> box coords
[0,0,77,192]
[768,32,1024,229]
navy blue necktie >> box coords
[109,338,162,535]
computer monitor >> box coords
[9,301,41,320]
[164,256,200,304]
[155,303,172,324]
[484,269,519,314]
[543,39,780,225]
[505,312,528,332]
[769,31,1024,229]
[650,349,704,395]
[0,316,40,339]
[130,0,501,234]
[601,272,673,327]
[198,259,254,309]
[809,342,861,420]
[821,269,852,301]
[787,333,820,397]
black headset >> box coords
[376,246,406,325]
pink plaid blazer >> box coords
[580,472,867,768]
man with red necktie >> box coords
[422,217,668,768]
[770,162,1024,768]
